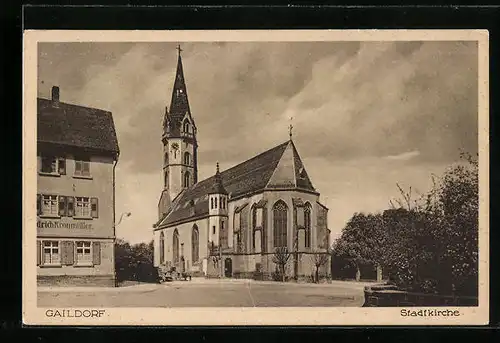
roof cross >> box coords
[289,124,293,140]
[176,44,183,56]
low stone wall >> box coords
[363,284,478,307]
[37,275,116,287]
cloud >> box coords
[384,150,421,161]
[37,41,478,243]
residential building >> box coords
[37,86,119,287]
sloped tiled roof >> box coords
[157,140,318,228]
[266,141,297,188]
[169,54,191,118]
[37,98,119,156]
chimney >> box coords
[51,86,60,107]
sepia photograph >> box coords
[23,30,489,325]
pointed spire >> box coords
[169,44,190,118]
[209,161,227,195]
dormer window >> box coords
[183,120,190,133]
[298,167,306,179]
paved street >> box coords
[38,279,373,307]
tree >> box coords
[379,153,478,296]
[432,153,478,295]
[310,249,331,283]
[115,239,158,284]
[272,247,292,282]
[327,152,478,296]
[332,213,385,281]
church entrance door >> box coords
[224,258,232,277]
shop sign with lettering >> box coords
[37,219,93,230]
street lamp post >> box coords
[116,211,132,227]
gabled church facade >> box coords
[153,48,331,280]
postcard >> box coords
[23,29,489,325]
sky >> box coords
[37,41,478,244]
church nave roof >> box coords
[156,140,317,228]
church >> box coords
[153,47,331,280]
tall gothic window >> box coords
[236,232,242,253]
[164,152,169,165]
[262,207,267,252]
[273,200,288,248]
[183,171,190,188]
[173,229,180,265]
[164,170,169,188]
[251,205,257,251]
[191,225,199,262]
[304,203,312,248]
[183,120,189,133]
[184,152,191,165]
[159,231,165,264]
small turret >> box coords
[209,162,228,196]
[208,162,228,246]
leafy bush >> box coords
[115,239,159,284]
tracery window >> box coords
[304,203,312,248]
[273,200,288,248]
[159,232,165,264]
[173,229,180,264]
[191,226,199,262]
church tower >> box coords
[158,45,198,220]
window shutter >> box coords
[58,158,66,175]
[37,241,41,266]
[91,197,99,218]
[67,197,75,217]
[37,194,41,215]
[40,241,46,264]
[93,242,101,265]
[83,161,90,174]
[75,160,82,175]
[62,241,74,265]
[58,196,67,216]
